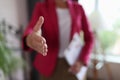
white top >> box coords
[56,8,72,58]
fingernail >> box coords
[39,16,43,19]
[39,16,44,22]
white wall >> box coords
[0,0,28,28]
[16,0,28,28]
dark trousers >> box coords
[30,51,40,80]
[40,58,78,80]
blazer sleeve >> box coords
[78,5,94,66]
[22,3,41,51]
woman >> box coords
[23,0,94,80]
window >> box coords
[79,0,120,63]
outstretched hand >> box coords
[26,16,48,56]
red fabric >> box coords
[22,0,94,77]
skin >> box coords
[26,16,48,56]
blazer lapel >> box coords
[47,1,60,46]
[47,0,76,43]
[67,0,76,41]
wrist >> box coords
[26,34,32,48]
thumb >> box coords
[33,16,44,32]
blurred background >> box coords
[0,0,120,80]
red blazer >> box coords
[22,0,94,77]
